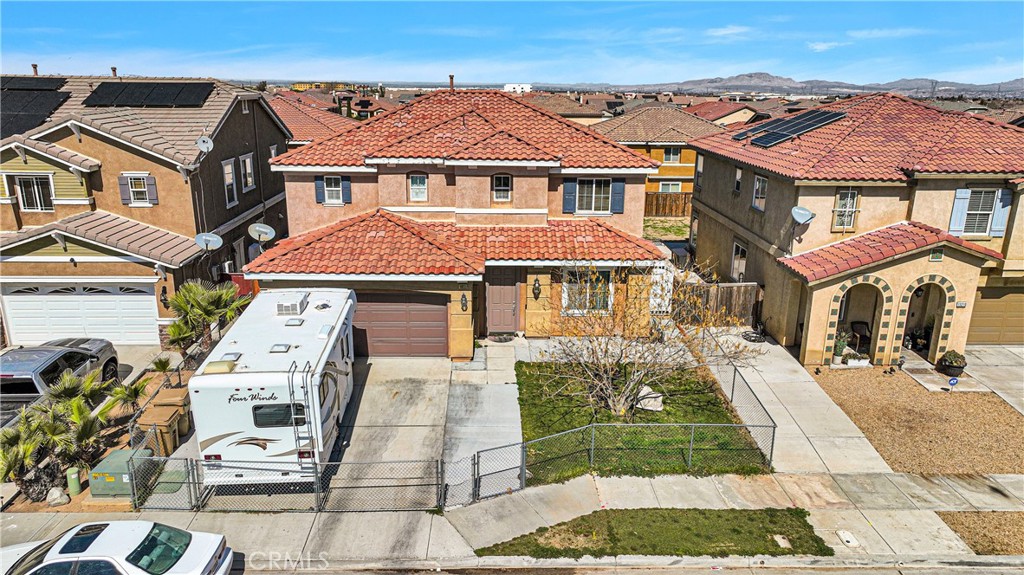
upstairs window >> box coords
[964,189,997,234]
[833,187,859,231]
[222,159,237,207]
[694,154,704,190]
[492,174,512,202]
[239,153,256,192]
[752,175,768,212]
[17,176,54,212]
[731,242,748,282]
[663,147,681,163]
[577,178,611,213]
[659,181,682,193]
[408,174,428,202]
[734,168,743,193]
[324,176,344,205]
[128,176,149,205]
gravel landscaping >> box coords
[812,367,1024,474]
[938,512,1024,555]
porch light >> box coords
[532,278,542,300]
[460,293,468,311]
[160,286,170,309]
[914,287,924,298]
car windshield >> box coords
[125,523,193,575]
[7,529,72,575]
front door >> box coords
[486,267,521,333]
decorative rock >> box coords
[47,487,70,507]
[636,385,664,411]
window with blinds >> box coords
[964,190,997,234]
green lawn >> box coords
[644,217,690,241]
[477,508,833,558]
[516,363,768,483]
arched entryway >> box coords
[896,275,957,364]
[824,274,896,365]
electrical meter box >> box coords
[89,448,153,498]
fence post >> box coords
[519,442,527,491]
[769,426,776,468]
[471,453,480,502]
[436,459,445,510]
[731,366,737,403]
[686,425,695,468]
[589,425,596,467]
[312,463,323,512]
[127,457,139,509]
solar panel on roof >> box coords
[172,82,214,107]
[113,83,156,106]
[749,110,846,148]
[82,82,127,106]
[731,117,788,140]
[750,131,794,147]
[0,76,67,91]
[21,91,69,115]
[143,83,185,107]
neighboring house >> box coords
[0,75,291,346]
[685,101,759,125]
[503,83,532,94]
[347,97,398,119]
[745,97,814,118]
[521,93,613,125]
[591,106,724,215]
[268,95,358,148]
[275,89,338,111]
[687,93,1024,367]
[248,90,664,360]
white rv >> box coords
[188,288,356,484]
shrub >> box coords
[940,350,967,367]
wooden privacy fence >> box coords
[676,282,763,327]
[645,192,692,218]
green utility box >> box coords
[89,448,153,498]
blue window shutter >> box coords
[948,188,971,236]
[610,178,625,214]
[990,189,1012,238]
[562,178,577,214]
[118,176,130,205]
[341,176,352,204]
[144,176,158,205]
[314,175,325,204]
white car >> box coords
[1,521,232,575]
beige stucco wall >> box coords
[285,173,380,234]
[795,185,911,251]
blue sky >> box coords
[2,1,1022,85]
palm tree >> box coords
[169,280,252,351]
[150,356,174,387]
[109,378,151,415]
[45,369,112,407]
[60,397,115,470]
[0,410,62,502]
[165,320,194,366]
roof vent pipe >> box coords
[111,66,117,78]
[449,75,454,93]
[31,64,38,76]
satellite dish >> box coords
[791,206,816,225]
[194,232,223,251]
[248,223,276,243]
[195,136,214,154]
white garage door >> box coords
[1,283,159,345]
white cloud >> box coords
[847,28,928,39]
[807,41,850,53]
[705,25,751,37]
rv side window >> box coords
[252,403,306,428]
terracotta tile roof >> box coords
[0,134,100,170]
[245,210,663,276]
[778,221,1003,282]
[0,210,202,267]
[275,89,337,110]
[684,100,754,121]
[690,93,1024,181]
[590,106,724,143]
[271,90,656,169]
[520,93,608,118]
[351,97,399,113]
[245,209,485,276]
[446,130,559,162]
[269,95,357,143]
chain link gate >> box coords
[128,456,203,511]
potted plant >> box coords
[938,350,967,377]
[841,351,871,368]
[832,328,850,365]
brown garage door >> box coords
[968,287,1024,344]
[353,292,448,356]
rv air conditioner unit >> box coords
[276,292,310,316]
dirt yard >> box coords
[938,512,1024,554]
[812,367,1024,474]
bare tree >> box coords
[534,260,756,420]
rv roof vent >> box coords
[205,360,236,374]
[276,292,309,316]
[285,318,305,327]
[317,324,335,339]
[220,352,242,362]
[269,343,291,353]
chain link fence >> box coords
[128,456,202,510]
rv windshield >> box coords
[253,403,306,427]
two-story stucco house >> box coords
[0,75,290,346]
[247,90,666,360]
[688,93,1024,367]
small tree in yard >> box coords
[165,320,194,366]
[169,279,251,351]
[537,261,755,420]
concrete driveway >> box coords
[965,345,1024,416]
[338,357,452,462]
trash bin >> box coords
[152,386,191,436]
[136,405,181,456]
[67,467,81,496]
